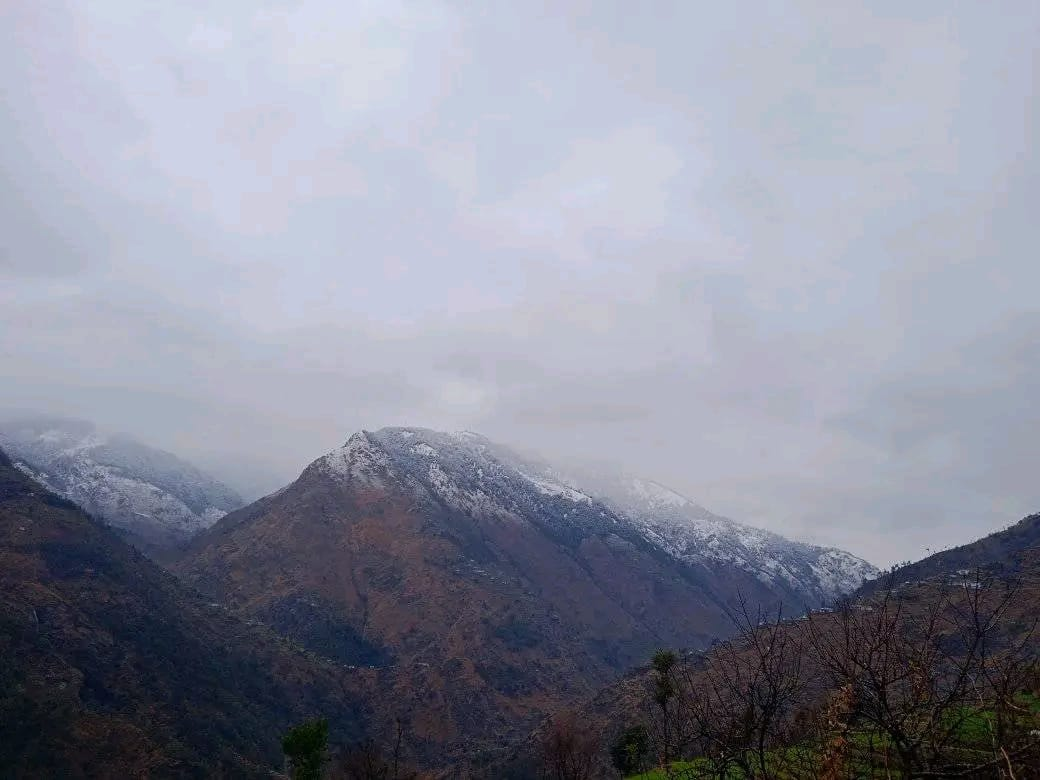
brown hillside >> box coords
[0,448,372,778]
[177,430,801,766]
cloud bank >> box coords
[2,1,1038,564]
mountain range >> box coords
[175,426,876,764]
[0,417,242,555]
[5,418,1035,776]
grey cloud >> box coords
[510,401,651,427]
[1,0,1038,565]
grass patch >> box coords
[627,761,698,780]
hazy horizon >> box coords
[0,407,1032,569]
[3,1,1039,567]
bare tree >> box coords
[332,718,417,780]
[802,573,1039,777]
[637,572,1040,779]
[540,712,599,780]
[642,598,811,779]
[681,598,808,779]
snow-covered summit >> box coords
[312,427,601,524]
[313,426,877,604]
[316,431,394,486]
[0,417,243,552]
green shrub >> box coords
[282,718,328,780]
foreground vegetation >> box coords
[538,572,1040,779]
[275,572,1039,778]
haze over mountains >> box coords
[0,417,242,556]
[0,414,881,768]
[5,414,1034,777]
[3,2,1037,775]
[0,416,876,597]
[560,468,874,605]
[1,418,1034,776]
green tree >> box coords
[609,725,649,776]
[652,650,677,706]
[651,650,678,764]
[282,718,329,780]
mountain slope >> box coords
[508,545,1040,780]
[0,417,242,553]
[858,510,1040,597]
[177,426,874,763]
[506,461,877,606]
[0,446,369,777]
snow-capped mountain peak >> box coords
[309,426,877,604]
[317,431,394,486]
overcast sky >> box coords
[2,1,1038,566]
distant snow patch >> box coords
[519,471,592,503]
[629,478,690,508]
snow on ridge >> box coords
[15,458,219,536]
[420,461,508,519]
[319,432,392,485]
[59,433,106,456]
[362,427,597,517]
[2,421,239,545]
[328,425,878,603]
[581,472,879,602]
[12,460,58,492]
[810,549,877,595]
[450,430,486,442]
[629,478,690,509]
[519,471,593,504]
[427,462,455,497]
[631,503,875,601]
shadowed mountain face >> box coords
[0,447,369,778]
[0,417,243,555]
[177,426,875,762]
